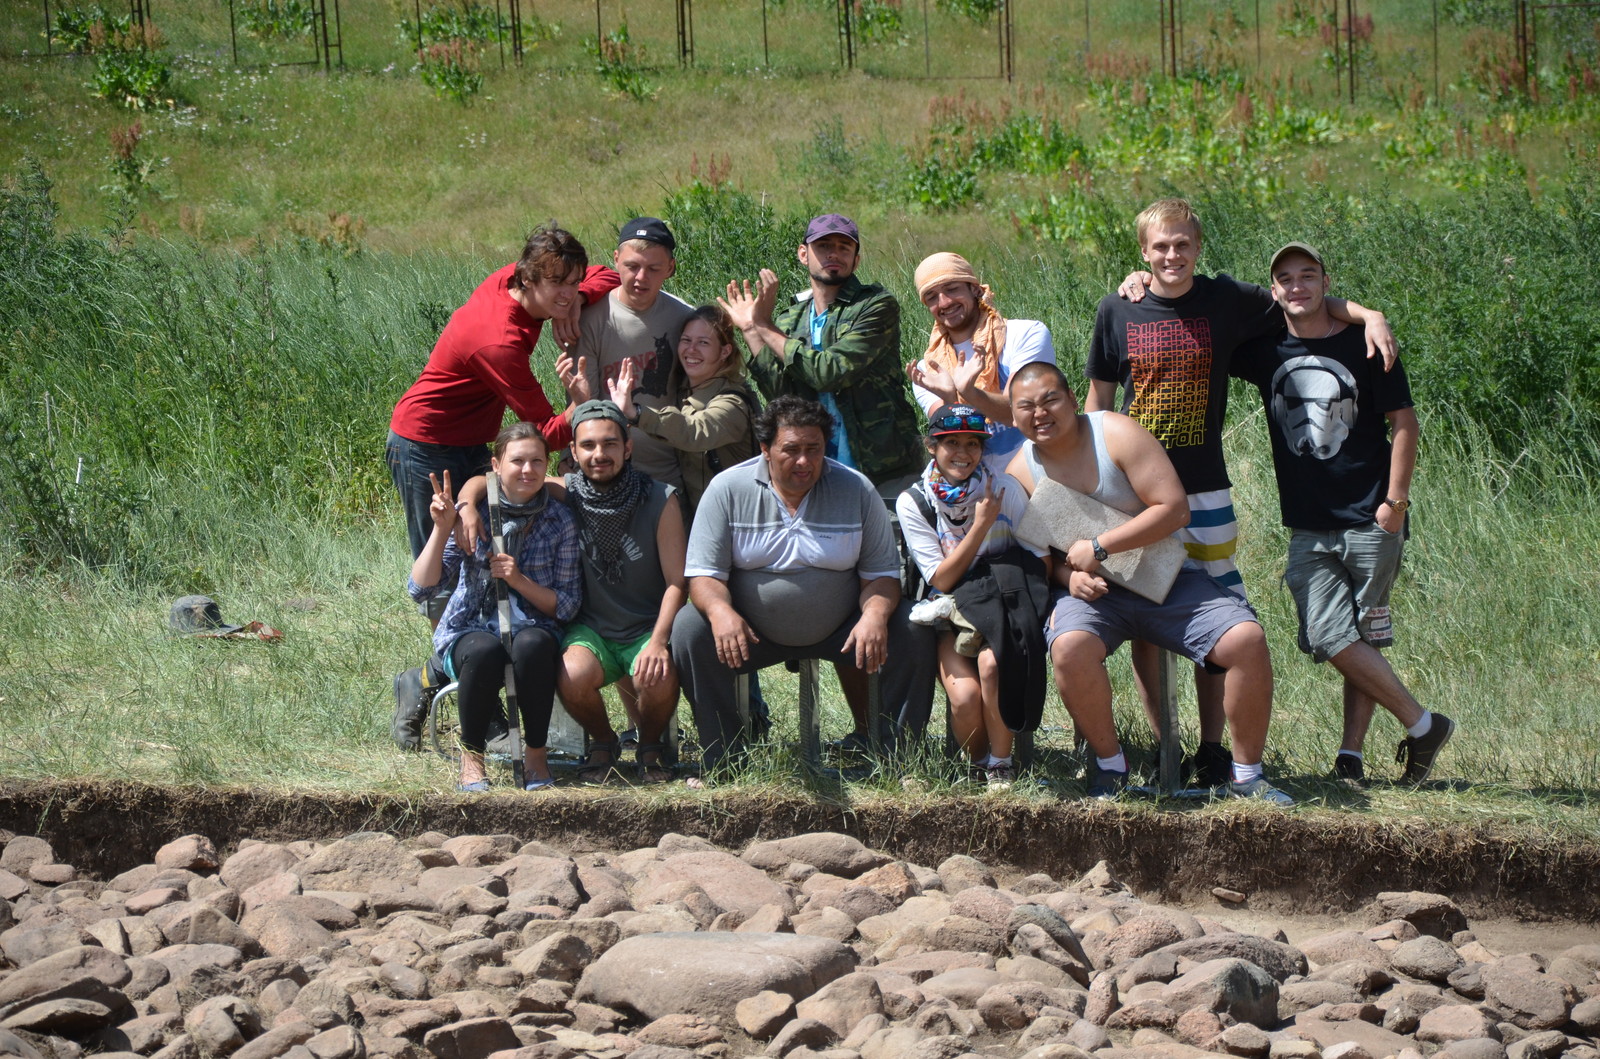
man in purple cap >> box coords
[721,214,923,498]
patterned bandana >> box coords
[921,458,990,544]
[566,465,651,585]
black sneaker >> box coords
[1332,753,1366,786]
[1192,741,1232,787]
[1396,713,1456,784]
[1086,763,1128,800]
[391,668,426,751]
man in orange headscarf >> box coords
[905,252,1056,470]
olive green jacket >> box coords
[748,275,923,485]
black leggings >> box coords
[449,627,559,754]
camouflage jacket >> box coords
[749,275,923,485]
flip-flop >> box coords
[457,780,490,793]
[524,776,557,792]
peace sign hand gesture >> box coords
[427,470,458,531]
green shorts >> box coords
[561,623,653,686]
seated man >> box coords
[671,395,936,775]
[1004,361,1290,804]
[552,400,687,784]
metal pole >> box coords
[1346,0,1355,103]
[228,0,237,66]
[320,0,331,72]
[414,0,422,55]
[761,0,768,66]
[45,0,54,57]
[1431,0,1439,101]
[1255,0,1261,67]
[332,0,342,70]
[594,0,601,49]
[923,0,930,76]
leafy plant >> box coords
[905,143,981,211]
[934,0,1000,25]
[103,122,162,200]
[48,4,131,53]
[417,38,484,103]
[590,22,656,102]
[89,22,174,110]
[398,2,505,47]
[238,0,319,40]
[852,0,905,45]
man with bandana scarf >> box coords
[552,400,688,784]
[905,252,1057,472]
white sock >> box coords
[1338,750,1364,762]
[1096,751,1127,773]
[974,753,995,768]
[989,755,1013,769]
[1232,761,1263,785]
[1406,712,1433,739]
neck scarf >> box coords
[566,466,651,584]
[920,458,990,550]
[914,252,1008,394]
[496,487,550,560]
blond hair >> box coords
[1135,198,1203,248]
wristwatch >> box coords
[1091,537,1110,562]
[1384,497,1411,515]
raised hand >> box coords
[606,358,639,421]
[427,470,458,529]
[907,357,957,404]
[557,352,592,404]
[951,349,988,398]
[973,474,1004,530]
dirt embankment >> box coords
[1,779,1596,924]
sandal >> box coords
[636,742,674,785]
[524,776,557,792]
[576,738,621,785]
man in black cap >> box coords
[721,213,922,499]
[576,218,696,489]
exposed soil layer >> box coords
[2,778,1596,923]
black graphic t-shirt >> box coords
[1234,325,1414,530]
[1086,273,1280,494]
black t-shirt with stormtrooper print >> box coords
[1233,324,1414,530]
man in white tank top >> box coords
[1004,362,1292,805]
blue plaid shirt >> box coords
[408,499,582,660]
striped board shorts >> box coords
[1179,487,1247,599]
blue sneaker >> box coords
[1086,763,1128,799]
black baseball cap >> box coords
[618,217,676,251]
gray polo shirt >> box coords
[685,455,900,646]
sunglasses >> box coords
[933,412,987,432]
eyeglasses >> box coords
[933,412,987,432]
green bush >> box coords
[238,0,319,40]
[589,22,656,102]
[417,38,484,103]
[87,22,174,110]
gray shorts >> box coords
[1045,567,1259,669]
[1284,523,1403,662]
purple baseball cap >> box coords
[804,213,860,246]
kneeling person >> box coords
[556,400,688,784]
[1004,362,1290,804]
[672,395,936,775]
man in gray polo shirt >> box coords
[671,395,936,774]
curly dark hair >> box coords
[755,394,836,448]
[512,223,587,290]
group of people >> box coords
[385,198,1456,801]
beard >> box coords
[809,266,850,287]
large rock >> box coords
[240,902,340,958]
[1365,893,1469,941]
[423,1017,521,1059]
[155,836,220,874]
[221,845,302,896]
[493,856,585,911]
[794,972,884,1036]
[649,851,794,917]
[295,834,424,894]
[936,855,995,894]
[1156,934,1308,982]
[0,944,132,1020]
[1481,964,1574,1031]
[1299,931,1392,970]
[744,835,889,879]
[576,932,855,1021]
[1390,936,1464,983]
[1162,958,1279,1027]
[1294,1018,1415,1059]
[1417,1004,1504,1044]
